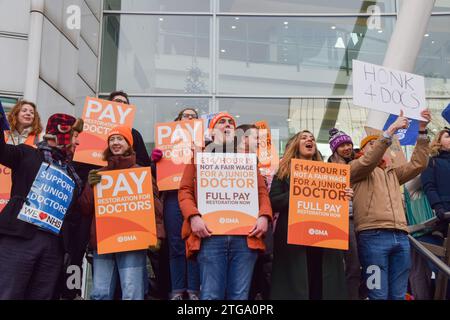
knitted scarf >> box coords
[37,140,83,191]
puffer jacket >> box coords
[350,135,430,233]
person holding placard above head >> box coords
[351,110,431,300]
[178,112,273,300]
[151,107,201,300]
[79,125,163,300]
[269,130,352,300]
[0,113,84,300]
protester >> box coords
[5,100,42,145]
[79,125,163,300]
[0,113,83,299]
[327,128,365,300]
[151,107,201,300]
[270,130,349,300]
[421,127,450,225]
[178,113,273,300]
[351,110,431,300]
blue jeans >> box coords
[357,229,411,300]
[164,191,200,295]
[91,250,147,300]
[197,236,258,300]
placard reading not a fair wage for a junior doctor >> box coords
[352,60,426,121]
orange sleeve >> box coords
[178,163,201,220]
[257,172,273,221]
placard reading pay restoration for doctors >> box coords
[17,163,75,235]
[197,152,259,235]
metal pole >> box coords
[366,0,436,130]
[23,0,45,102]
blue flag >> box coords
[442,103,450,125]
[0,101,10,131]
[383,114,419,146]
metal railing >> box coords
[408,212,450,279]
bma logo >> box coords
[66,5,81,30]
[366,265,381,290]
[219,217,239,224]
[308,228,328,236]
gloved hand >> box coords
[88,169,102,186]
[151,148,163,163]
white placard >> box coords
[352,60,426,120]
[196,152,259,235]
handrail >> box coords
[408,235,450,279]
[408,212,450,234]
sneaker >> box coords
[171,294,184,300]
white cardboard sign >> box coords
[352,60,426,120]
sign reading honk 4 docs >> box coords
[94,167,157,254]
[155,119,204,191]
[288,159,350,250]
[74,97,136,166]
[197,152,259,235]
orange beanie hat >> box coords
[108,125,134,147]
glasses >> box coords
[182,113,198,119]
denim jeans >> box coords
[357,229,411,300]
[197,235,258,300]
[91,250,147,300]
[164,191,200,295]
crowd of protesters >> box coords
[0,91,449,301]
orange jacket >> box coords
[178,159,273,259]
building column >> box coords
[366,0,436,130]
[23,0,45,102]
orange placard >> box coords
[74,97,136,166]
[255,121,280,178]
[155,120,204,191]
[94,167,157,254]
[364,126,407,168]
[196,152,259,235]
[0,165,12,212]
[288,159,350,250]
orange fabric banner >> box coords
[288,159,350,250]
[94,167,157,254]
[155,120,204,191]
[74,97,136,166]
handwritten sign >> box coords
[353,60,426,121]
[288,160,349,250]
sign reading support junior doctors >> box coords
[352,60,426,121]
[18,163,75,235]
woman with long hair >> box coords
[270,130,348,300]
[5,100,42,145]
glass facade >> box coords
[99,0,450,158]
